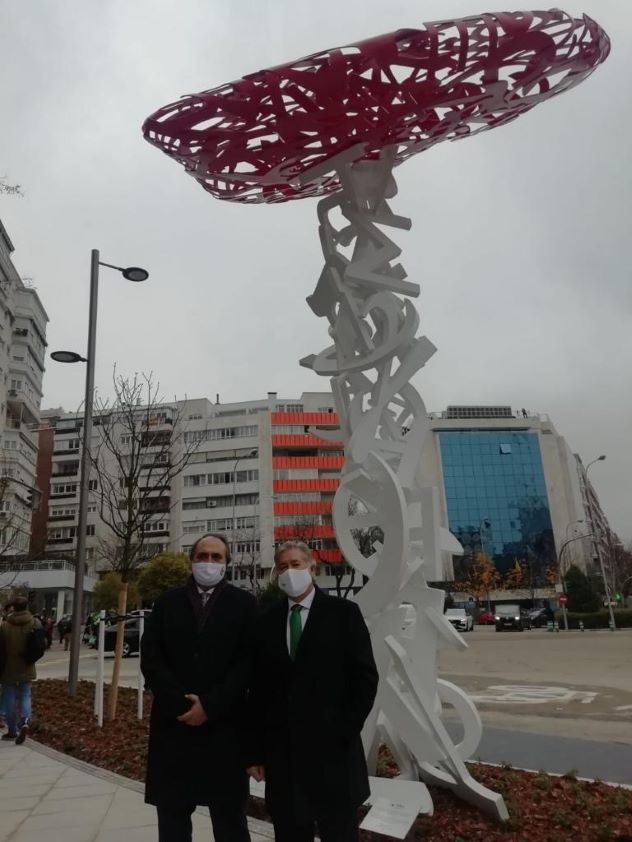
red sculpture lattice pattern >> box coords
[143,9,609,204]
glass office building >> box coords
[439,430,556,580]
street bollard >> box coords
[554,621,560,632]
[579,620,585,632]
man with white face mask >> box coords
[141,534,256,842]
[246,541,378,842]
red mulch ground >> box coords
[31,680,632,841]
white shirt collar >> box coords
[289,585,316,611]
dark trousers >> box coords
[272,808,359,842]
[156,800,250,842]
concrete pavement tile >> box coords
[32,792,113,816]
[55,771,108,787]
[0,795,42,812]
[100,805,157,830]
[13,755,64,767]
[0,783,52,798]
[191,811,213,829]
[0,809,30,838]
[11,760,65,774]
[95,828,158,842]
[3,770,63,784]
[248,818,275,839]
[100,791,156,830]
[0,749,35,773]
[45,782,117,799]
[10,828,101,842]
[16,810,102,832]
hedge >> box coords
[555,609,632,629]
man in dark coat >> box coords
[0,596,42,745]
[141,533,257,842]
[246,540,379,842]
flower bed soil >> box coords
[31,680,632,841]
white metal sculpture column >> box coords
[300,145,508,820]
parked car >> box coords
[478,611,496,625]
[445,608,474,632]
[103,612,151,657]
[527,606,554,628]
[495,604,530,632]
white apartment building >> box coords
[43,391,352,594]
[0,219,48,559]
[41,395,614,607]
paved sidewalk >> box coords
[0,739,273,841]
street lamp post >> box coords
[51,249,148,696]
[557,532,593,630]
[584,455,616,631]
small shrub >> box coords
[534,771,552,791]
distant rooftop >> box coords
[444,406,514,420]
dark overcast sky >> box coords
[1,1,630,536]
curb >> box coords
[476,760,632,791]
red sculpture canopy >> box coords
[143,9,609,204]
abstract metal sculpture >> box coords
[144,8,610,824]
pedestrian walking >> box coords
[0,596,44,745]
[45,616,54,649]
[141,533,257,842]
[61,616,72,650]
[246,540,379,842]
[56,615,66,645]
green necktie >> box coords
[289,604,303,660]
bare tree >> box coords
[0,176,23,197]
[345,498,383,599]
[232,517,261,593]
[89,369,201,719]
[0,467,39,589]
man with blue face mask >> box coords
[246,540,378,842]
[141,533,256,842]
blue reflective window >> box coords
[439,430,555,579]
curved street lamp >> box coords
[564,519,584,542]
[51,249,148,696]
[583,454,615,631]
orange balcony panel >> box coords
[274,478,340,493]
[272,455,345,470]
[274,524,335,540]
[272,411,340,426]
[274,501,333,516]
[271,435,344,449]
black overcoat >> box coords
[141,578,257,807]
[247,588,378,823]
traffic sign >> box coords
[559,594,568,606]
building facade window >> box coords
[51,482,77,496]
[183,425,258,444]
[184,469,259,488]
